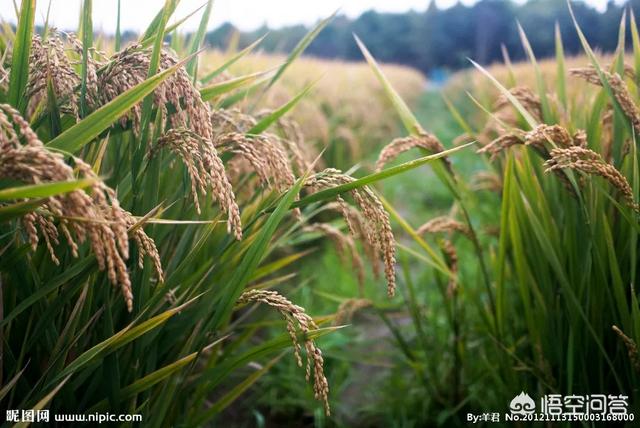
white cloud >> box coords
[1,0,627,33]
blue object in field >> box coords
[426,68,450,89]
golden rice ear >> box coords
[479,124,583,160]
[477,133,524,160]
[607,73,640,135]
[123,211,164,284]
[416,216,471,239]
[544,146,639,212]
[375,133,449,173]
[0,63,8,93]
[570,66,605,85]
[470,171,503,193]
[333,298,372,326]
[25,32,81,118]
[99,44,213,139]
[325,199,381,281]
[305,168,397,297]
[416,217,462,297]
[494,86,543,121]
[211,108,257,135]
[238,289,330,415]
[0,104,168,312]
[571,68,640,135]
[612,325,640,373]
[440,239,459,298]
[524,124,573,148]
[570,63,637,85]
[155,128,242,240]
[275,116,317,175]
[215,132,296,195]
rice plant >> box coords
[0,1,467,425]
[313,4,640,425]
[3,0,639,426]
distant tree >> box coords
[205,22,237,49]
[202,0,636,73]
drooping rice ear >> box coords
[333,298,372,325]
[305,168,397,297]
[544,146,639,212]
[612,325,640,373]
[375,132,449,172]
[215,132,296,195]
[155,128,243,240]
[238,289,330,415]
[416,216,471,239]
[25,32,81,118]
[99,44,213,139]
[0,103,166,312]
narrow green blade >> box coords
[7,0,35,110]
[248,79,317,134]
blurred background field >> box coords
[200,50,427,155]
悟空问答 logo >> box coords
[510,392,536,415]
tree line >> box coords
[204,0,638,74]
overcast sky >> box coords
[2,0,628,33]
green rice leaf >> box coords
[517,21,552,122]
[355,34,423,136]
[140,0,180,42]
[14,376,71,428]
[7,0,35,110]
[262,10,336,94]
[631,10,640,96]
[115,0,122,51]
[568,1,633,137]
[0,199,46,222]
[139,3,206,49]
[555,22,567,108]
[247,79,317,134]
[469,58,538,129]
[194,354,283,422]
[207,175,307,331]
[46,295,202,388]
[0,366,27,402]
[0,178,96,201]
[200,34,268,84]
[185,0,214,77]
[79,0,93,117]
[200,69,272,102]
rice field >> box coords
[1,1,640,427]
